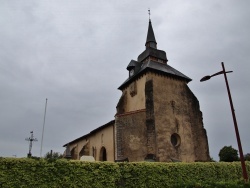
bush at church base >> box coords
[117,162,250,187]
[0,158,120,187]
[0,158,250,187]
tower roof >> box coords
[118,60,191,90]
[139,19,167,62]
[118,17,192,90]
[145,20,157,48]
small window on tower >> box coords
[171,133,181,147]
[129,69,134,77]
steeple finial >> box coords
[145,10,157,49]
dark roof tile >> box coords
[118,60,192,90]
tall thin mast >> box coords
[40,98,48,157]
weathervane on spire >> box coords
[148,8,151,20]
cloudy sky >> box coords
[0,0,249,161]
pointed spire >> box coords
[145,10,157,49]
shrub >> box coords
[0,158,249,187]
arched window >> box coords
[99,146,107,161]
[79,141,89,158]
[70,146,77,159]
[79,146,86,158]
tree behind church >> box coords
[219,146,239,162]
[244,153,250,161]
[44,150,63,159]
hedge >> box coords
[0,158,250,187]
[118,162,250,187]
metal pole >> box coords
[40,98,48,157]
[221,62,248,182]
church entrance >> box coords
[99,147,107,161]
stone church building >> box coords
[63,18,210,162]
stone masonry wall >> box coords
[185,85,210,161]
[145,79,156,158]
[151,73,210,162]
[115,72,210,162]
[115,111,147,161]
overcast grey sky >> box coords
[0,0,249,161]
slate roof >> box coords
[138,47,167,62]
[146,20,157,45]
[118,60,192,90]
[118,19,192,90]
[127,60,140,70]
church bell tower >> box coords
[115,18,210,162]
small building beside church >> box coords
[63,18,210,162]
